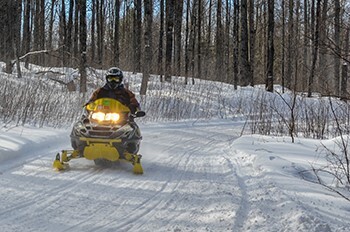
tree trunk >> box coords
[2,0,18,74]
[340,26,349,100]
[91,0,96,63]
[233,0,239,89]
[66,0,74,65]
[334,0,341,97]
[113,0,120,66]
[140,0,153,95]
[96,0,104,68]
[157,0,165,82]
[240,0,251,86]
[281,0,285,92]
[302,0,309,92]
[59,0,67,65]
[266,0,274,92]
[286,0,294,90]
[225,0,231,83]
[22,0,31,68]
[48,0,56,65]
[249,0,255,86]
[308,0,320,97]
[165,0,175,82]
[319,0,328,95]
[184,0,190,84]
[293,0,300,89]
[189,1,197,84]
[134,0,142,72]
[216,0,223,81]
[174,0,183,76]
[197,0,202,79]
[73,0,80,66]
[14,0,22,77]
[79,0,87,93]
[203,0,212,80]
[36,0,45,65]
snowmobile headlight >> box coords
[91,112,120,122]
[105,113,120,122]
[91,112,105,121]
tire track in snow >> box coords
[122,127,239,231]
[95,127,224,231]
[0,120,245,232]
[0,162,105,222]
[91,131,200,231]
[226,156,250,231]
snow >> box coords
[1,63,350,231]
[1,119,349,231]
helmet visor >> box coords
[107,75,121,83]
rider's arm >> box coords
[125,89,140,114]
[86,88,101,106]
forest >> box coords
[0,0,349,98]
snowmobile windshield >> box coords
[86,98,130,124]
[86,98,130,113]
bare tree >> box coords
[48,0,57,61]
[96,0,105,68]
[302,0,309,92]
[333,0,341,97]
[113,0,121,66]
[2,0,350,99]
[79,0,87,93]
[67,0,74,65]
[32,0,45,65]
[157,0,165,82]
[318,0,329,95]
[240,0,251,86]
[266,0,274,92]
[197,0,203,80]
[233,0,239,89]
[134,0,142,72]
[184,0,190,84]
[216,0,224,81]
[249,0,255,85]
[0,0,21,74]
[286,0,294,90]
[140,0,153,95]
[165,0,175,82]
[91,0,96,63]
[189,0,198,83]
[174,0,184,76]
[340,26,349,100]
[22,0,31,68]
[308,0,321,97]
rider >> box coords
[87,67,140,114]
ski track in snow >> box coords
[0,121,349,232]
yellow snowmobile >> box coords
[53,98,146,174]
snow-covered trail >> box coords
[1,120,349,232]
[0,120,245,232]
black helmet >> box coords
[106,67,123,89]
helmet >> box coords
[106,67,123,89]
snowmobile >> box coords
[53,97,146,174]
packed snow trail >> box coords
[1,120,349,232]
[0,120,244,232]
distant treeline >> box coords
[0,0,349,98]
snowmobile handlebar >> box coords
[130,111,146,118]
